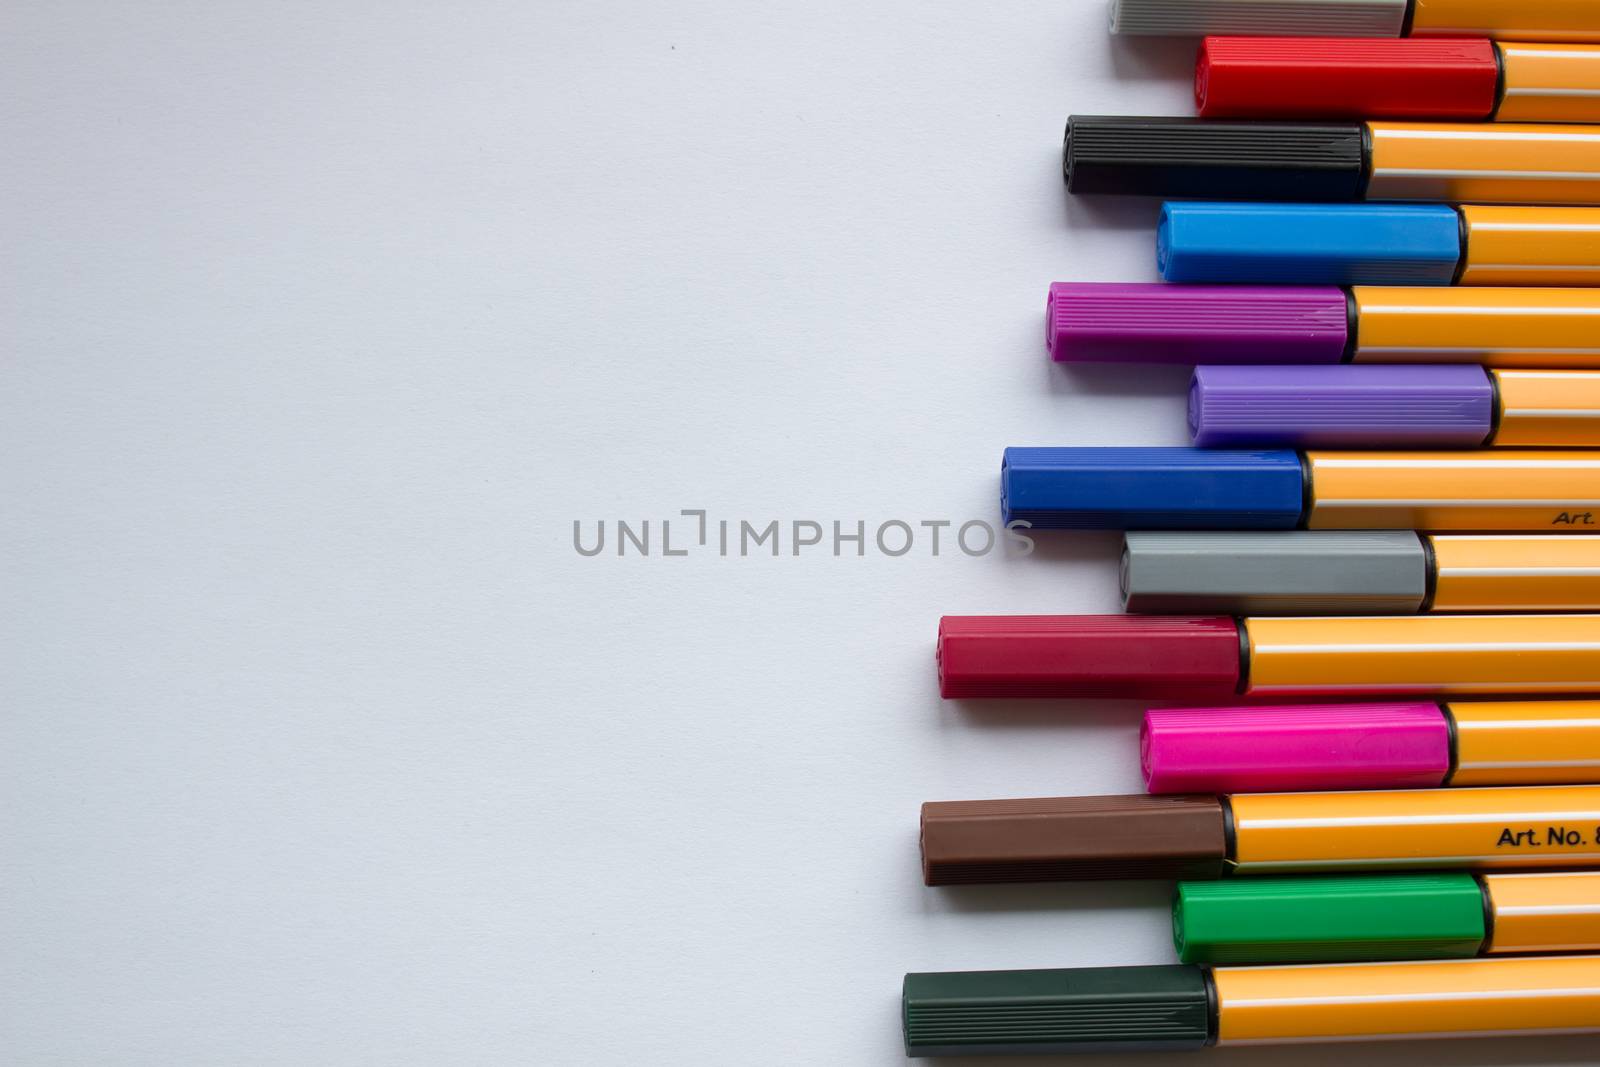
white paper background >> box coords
[3,2,1595,1064]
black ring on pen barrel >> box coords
[1341,288,1358,363]
[1440,699,1460,783]
[1485,367,1504,445]
[1234,618,1251,696]
[1420,534,1440,613]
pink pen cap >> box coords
[1141,702,1450,794]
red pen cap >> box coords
[937,615,1242,700]
[1196,36,1500,121]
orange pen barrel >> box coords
[1213,955,1600,1045]
[1457,206,1600,288]
[1495,43,1600,123]
[1410,0,1600,44]
[1350,287,1600,368]
[1489,370,1600,446]
[1447,700,1600,787]
[1242,615,1600,697]
[1227,784,1600,873]
[1303,451,1600,532]
[1364,122,1600,205]
[1427,536,1600,611]
[1483,872,1600,954]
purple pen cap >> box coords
[1189,365,1495,449]
[1046,282,1349,365]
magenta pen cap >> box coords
[1141,702,1451,794]
[1189,365,1494,448]
[1047,282,1349,365]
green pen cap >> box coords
[1173,872,1488,965]
[902,965,1212,1057]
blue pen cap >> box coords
[1158,202,1462,286]
[1002,447,1305,530]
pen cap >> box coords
[1196,37,1498,120]
[1064,116,1367,201]
[1351,286,1600,368]
[1458,206,1600,288]
[1189,365,1492,449]
[1122,530,1428,615]
[1048,281,1349,364]
[1158,202,1462,286]
[903,966,1212,1057]
[1303,450,1600,531]
[920,794,1229,884]
[1496,43,1600,123]
[1489,370,1600,447]
[1004,447,1306,530]
[1243,615,1600,697]
[1174,873,1486,965]
[1447,699,1600,786]
[936,614,1243,700]
[1142,702,1450,794]
[1109,0,1407,37]
[1365,121,1600,206]
[1411,0,1600,43]
[1213,955,1600,1045]
[1428,536,1600,611]
[1482,872,1600,954]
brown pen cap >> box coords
[920,794,1228,885]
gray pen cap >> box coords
[1121,530,1428,615]
[1108,0,1408,37]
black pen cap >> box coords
[1065,116,1367,201]
[903,965,1213,1056]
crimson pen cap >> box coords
[937,615,1243,700]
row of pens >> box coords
[904,6,1600,1059]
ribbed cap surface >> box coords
[903,966,1212,1057]
[1197,36,1499,120]
[921,794,1229,884]
[1064,116,1367,201]
[1110,0,1408,36]
[1174,873,1486,965]
[1002,446,1306,530]
[1121,530,1428,615]
[1190,364,1493,448]
[1048,282,1349,365]
[1158,201,1462,286]
[1142,700,1450,794]
[937,614,1243,700]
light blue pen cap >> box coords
[1157,202,1462,286]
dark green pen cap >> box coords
[1174,873,1487,965]
[902,965,1212,1057]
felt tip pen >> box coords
[1000,447,1600,532]
[1065,116,1600,204]
[1187,367,1600,450]
[1142,699,1600,793]
[1110,0,1600,43]
[1120,533,1600,615]
[1158,203,1600,287]
[918,784,1600,884]
[1174,871,1600,964]
[935,614,1600,700]
[1048,282,1600,368]
[902,956,1600,1056]
[1197,38,1600,124]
